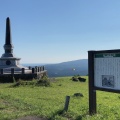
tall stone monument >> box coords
[0,17,47,83]
[0,17,28,70]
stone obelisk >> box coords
[0,17,27,70]
[2,17,14,57]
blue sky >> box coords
[0,0,120,63]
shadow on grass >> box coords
[49,109,64,120]
[48,109,88,120]
[75,116,82,120]
[75,112,89,120]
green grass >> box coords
[0,76,120,120]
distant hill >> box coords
[44,59,88,77]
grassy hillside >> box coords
[0,77,120,120]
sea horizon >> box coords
[21,63,56,67]
[21,63,48,67]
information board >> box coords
[94,53,120,90]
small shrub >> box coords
[118,96,120,99]
[36,75,51,87]
[58,84,62,86]
[11,79,36,87]
[10,75,51,87]
[71,76,86,82]
[78,77,86,82]
[73,93,84,97]
[71,77,79,82]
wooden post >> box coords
[88,51,96,115]
[32,68,35,73]
[11,68,14,75]
[22,68,25,74]
[35,66,37,72]
[36,67,38,72]
[64,96,70,112]
[41,66,42,71]
[41,66,43,71]
[0,69,3,74]
[29,66,31,69]
[38,67,40,72]
[40,67,41,72]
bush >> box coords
[71,77,79,82]
[10,75,51,87]
[36,75,51,87]
[71,75,86,82]
[11,79,36,87]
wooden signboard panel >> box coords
[88,50,120,115]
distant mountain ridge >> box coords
[22,59,88,77]
[44,59,88,77]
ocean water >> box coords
[21,63,47,67]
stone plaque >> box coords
[6,60,11,65]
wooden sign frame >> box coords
[88,49,120,115]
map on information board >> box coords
[102,75,114,88]
[94,53,120,90]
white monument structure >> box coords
[0,17,28,71]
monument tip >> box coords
[5,17,12,45]
[6,17,10,20]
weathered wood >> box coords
[32,68,35,73]
[64,96,70,111]
[0,69,3,74]
[88,51,96,115]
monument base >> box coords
[0,57,28,71]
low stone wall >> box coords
[0,70,47,83]
[0,66,47,83]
